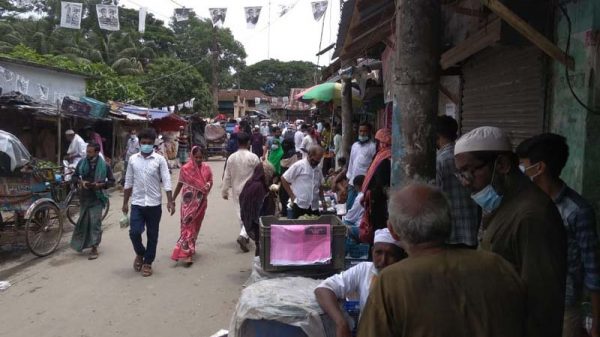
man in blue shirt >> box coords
[517,133,600,337]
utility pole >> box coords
[391,0,441,185]
[267,0,271,59]
[211,26,219,116]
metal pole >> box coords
[268,0,271,59]
[391,0,441,185]
[341,78,353,160]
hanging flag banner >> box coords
[139,7,147,33]
[209,8,227,27]
[278,0,298,17]
[38,84,49,101]
[244,7,262,29]
[16,75,29,94]
[60,2,83,29]
[97,4,120,31]
[3,68,14,82]
[311,1,328,21]
[174,8,191,22]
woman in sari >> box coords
[171,146,213,266]
[359,128,392,244]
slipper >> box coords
[141,264,153,277]
[133,255,143,272]
[184,258,193,267]
[88,252,98,260]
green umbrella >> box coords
[295,82,362,105]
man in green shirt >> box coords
[358,183,526,337]
[454,126,566,337]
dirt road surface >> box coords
[0,159,254,337]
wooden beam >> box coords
[452,6,486,18]
[440,18,501,69]
[481,0,575,70]
[439,85,459,105]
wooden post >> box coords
[392,0,441,185]
[341,78,354,160]
[57,102,62,165]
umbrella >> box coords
[0,130,31,171]
[295,82,362,105]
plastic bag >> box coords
[0,281,11,291]
[119,213,129,228]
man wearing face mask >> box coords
[346,122,376,210]
[517,133,600,337]
[281,145,327,219]
[454,126,566,337]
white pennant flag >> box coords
[244,7,262,29]
[311,1,328,21]
[16,75,29,94]
[175,8,191,22]
[139,7,147,33]
[60,2,83,29]
[209,8,227,27]
[97,4,120,31]
[38,84,49,101]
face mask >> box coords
[140,144,153,154]
[471,158,502,213]
[358,136,369,143]
[520,163,541,182]
[131,134,136,139]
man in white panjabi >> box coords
[222,132,260,253]
[65,129,87,168]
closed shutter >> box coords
[461,46,546,147]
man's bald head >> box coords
[307,145,324,168]
[388,183,451,246]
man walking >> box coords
[222,132,260,253]
[121,129,139,186]
[122,128,175,277]
[70,142,114,260]
[281,145,326,219]
[294,124,308,153]
[434,116,479,248]
[454,126,566,337]
[346,122,376,208]
[517,133,600,337]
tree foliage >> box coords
[239,59,316,97]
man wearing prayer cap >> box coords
[453,126,566,337]
[358,183,527,337]
[315,228,405,337]
[65,129,87,168]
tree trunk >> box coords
[341,78,353,160]
[391,0,441,185]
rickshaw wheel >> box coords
[67,198,110,225]
[25,202,63,257]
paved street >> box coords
[0,159,254,337]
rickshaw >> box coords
[0,130,72,257]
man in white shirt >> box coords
[315,228,405,337]
[281,145,326,219]
[333,126,343,170]
[346,123,376,208]
[65,129,87,168]
[222,132,261,253]
[121,129,139,186]
[301,125,317,159]
[294,124,308,153]
[122,128,174,277]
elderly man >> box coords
[65,129,87,168]
[454,126,566,337]
[281,145,326,219]
[517,133,600,337]
[222,132,261,252]
[315,228,405,337]
[358,183,526,337]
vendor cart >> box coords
[0,130,73,257]
[204,124,227,158]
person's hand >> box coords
[122,203,129,214]
[167,201,176,215]
[335,322,352,337]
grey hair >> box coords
[388,182,451,245]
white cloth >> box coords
[374,228,401,247]
[125,135,139,160]
[343,192,364,224]
[454,126,512,155]
[301,135,315,159]
[66,134,87,163]
[282,158,323,210]
[222,149,260,237]
[124,152,172,207]
[347,141,376,185]
[294,130,305,152]
[317,261,377,311]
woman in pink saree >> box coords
[171,146,213,266]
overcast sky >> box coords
[118,0,341,66]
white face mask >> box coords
[519,163,541,181]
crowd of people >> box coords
[62,114,600,337]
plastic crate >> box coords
[81,96,109,118]
[259,215,346,273]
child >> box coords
[343,175,365,241]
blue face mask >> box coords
[140,144,154,154]
[358,136,369,143]
[470,158,502,213]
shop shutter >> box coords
[461,46,546,147]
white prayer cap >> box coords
[454,126,512,155]
[65,129,75,135]
[374,228,401,247]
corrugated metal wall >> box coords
[461,46,546,147]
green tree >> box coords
[239,59,316,97]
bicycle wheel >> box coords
[66,197,80,226]
[25,202,63,257]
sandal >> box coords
[141,264,153,277]
[184,257,193,267]
[88,248,99,260]
[133,255,143,272]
